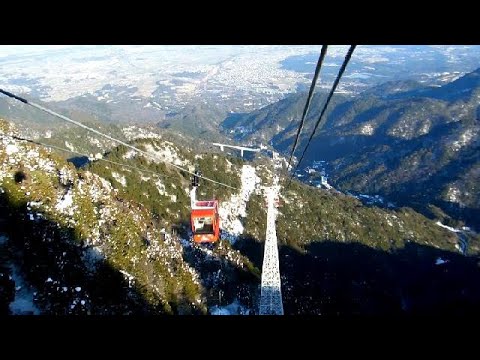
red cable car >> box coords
[190,169,221,243]
[191,199,220,243]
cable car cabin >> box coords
[190,200,220,243]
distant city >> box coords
[1,45,480,115]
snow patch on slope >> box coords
[122,126,162,141]
[155,178,166,196]
[452,128,478,151]
[360,123,375,135]
[9,260,41,315]
[219,165,261,244]
[55,189,75,215]
[143,143,186,166]
[88,136,102,148]
[112,171,127,187]
[435,221,461,233]
[210,299,250,315]
[6,144,19,155]
[0,234,8,245]
[65,141,75,152]
[123,149,136,159]
[446,186,461,203]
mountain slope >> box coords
[0,119,259,314]
[157,102,231,141]
[235,159,480,315]
[221,91,352,145]
[2,115,479,315]
[222,68,480,229]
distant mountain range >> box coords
[221,68,480,229]
[0,86,233,144]
[157,102,231,141]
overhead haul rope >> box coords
[0,88,238,190]
[286,45,328,172]
[287,45,357,189]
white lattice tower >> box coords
[259,177,284,315]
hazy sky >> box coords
[1,45,479,59]
[0,45,78,57]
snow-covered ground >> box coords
[294,159,335,191]
[360,123,375,135]
[219,165,261,244]
[347,192,396,208]
[65,141,75,152]
[0,234,8,245]
[435,221,461,233]
[210,299,251,315]
[435,221,470,255]
[112,171,127,187]
[55,189,75,215]
[155,178,166,196]
[5,144,19,155]
[435,257,449,265]
[143,143,187,167]
[123,149,137,160]
[1,234,41,315]
[9,262,41,315]
[446,186,461,203]
[122,126,163,141]
[451,127,478,152]
[88,136,102,148]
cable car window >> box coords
[193,216,214,234]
